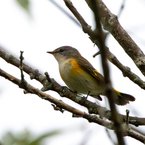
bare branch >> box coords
[85,0,145,76]
[0,45,145,126]
[1,68,145,143]
[127,128,145,143]
[90,0,126,144]
[106,50,145,89]
[0,68,113,128]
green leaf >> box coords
[29,130,62,145]
[1,129,63,145]
[16,0,30,12]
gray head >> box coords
[47,46,81,62]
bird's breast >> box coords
[59,58,82,80]
[58,58,104,95]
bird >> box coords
[47,46,135,105]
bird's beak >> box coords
[47,51,54,54]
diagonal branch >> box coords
[0,68,113,128]
[85,0,145,76]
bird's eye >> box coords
[59,49,64,53]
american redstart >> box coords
[47,46,135,105]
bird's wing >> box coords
[77,56,105,85]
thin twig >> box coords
[126,109,130,126]
[49,0,80,26]
[19,51,27,89]
[117,0,126,18]
[19,51,24,82]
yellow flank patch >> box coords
[93,70,99,77]
[70,58,84,74]
[113,89,121,95]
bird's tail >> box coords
[113,90,135,105]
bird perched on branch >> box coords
[47,46,135,105]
